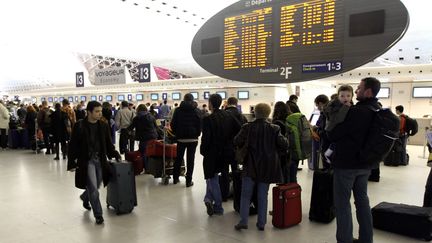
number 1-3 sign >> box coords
[138,64,151,83]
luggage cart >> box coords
[146,121,184,185]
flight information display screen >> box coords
[223,0,342,72]
[192,0,409,83]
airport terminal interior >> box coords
[1,0,432,242]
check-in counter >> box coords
[407,118,432,146]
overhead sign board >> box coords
[93,67,126,85]
[192,0,409,83]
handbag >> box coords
[235,124,250,165]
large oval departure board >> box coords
[191,0,409,83]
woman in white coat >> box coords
[0,101,10,149]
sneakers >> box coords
[205,202,214,216]
[234,224,248,231]
[95,216,104,225]
[79,195,91,211]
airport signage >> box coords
[137,64,151,83]
[192,0,409,83]
[93,67,126,85]
[76,72,84,87]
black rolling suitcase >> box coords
[372,202,432,241]
[384,138,403,166]
[232,170,257,215]
[309,169,335,223]
[106,162,137,214]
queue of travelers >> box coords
[1,77,430,243]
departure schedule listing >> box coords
[223,0,339,74]
[224,7,273,70]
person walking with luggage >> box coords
[201,94,233,216]
[67,101,121,225]
[37,101,52,154]
[50,103,70,160]
[0,100,10,149]
[234,103,289,231]
[219,97,248,201]
[327,77,382,243]
[115,101,135,154]
[128,104,158,170]
[171,93,202,187]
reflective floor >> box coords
[0,145,428,243]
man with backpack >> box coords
[395,105,417,165]
[327,77,385,243]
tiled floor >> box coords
[0,145,429,243]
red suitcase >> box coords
[272,183,302,228]
[146,140,177,158]
[125,151,144,175]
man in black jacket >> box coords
[220,97,248,200]
[201,94,232,215]
[327,77,381,243]
[171,93,202,187]
[67,101,121,225]
[286,95,301,113]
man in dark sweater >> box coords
[220,97,247,200]
[201,94,233,215]
[171,93,202,187]
[327,77,381,243]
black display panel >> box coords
[99,95,103,102]
[151,93,159,101]
[91,96,97,101]
[118,95,125,101]
[204,92,210,100]
[106,95,113,102]
[349,10,385,37]
[68,97,73,102]
[59,97,64,102]
[238,91,249,100]
[201,37,220,55]
[48,97,53,102]
[192,0,409,83]
[136,94,144,101]
[190,92,199,100]
[81,96,87,102]
[172,93,181,100]
[376,87,390,99]
[216,91,227,99]
[413,87,432,98]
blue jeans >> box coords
[204,174,223,213]
[139,141,148,170]
[239,177,269,227]
[289,159,299,183]
[80,158,103,218]
[334,168,373,243]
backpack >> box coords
[404,115,418,136]
[43,109,52,125]
[286,113,312,160]
[359,107,400,165]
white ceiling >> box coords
[0,0,431,92]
